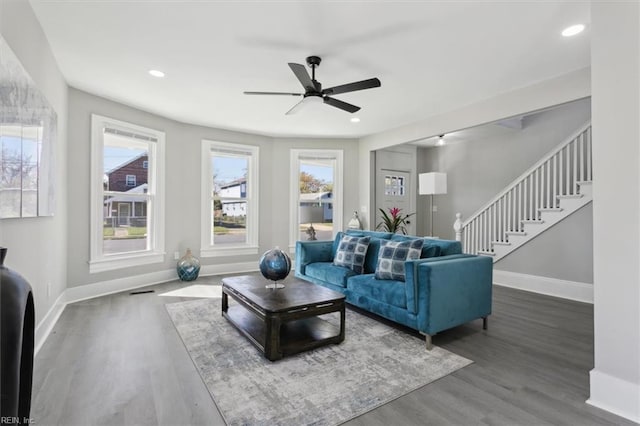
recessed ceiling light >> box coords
[350,117,360,123]
[562,24,585,37]
[148,69,165,78]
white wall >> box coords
[588,2,640,422]
[0,0,68,326]
[497,204,593,284]
[66,88,360,288]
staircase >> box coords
[454,122,592,262]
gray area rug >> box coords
[166,298,472,426]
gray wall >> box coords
[419,98,592,283]
[497,204,593,283]
[66,88,360,287]
[0,0,69,324]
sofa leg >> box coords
[483,316,488,330]
[424,333,433,350]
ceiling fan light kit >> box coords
[244,55,381,115]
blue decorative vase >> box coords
[177,248,200,281]
[259,247,291,289]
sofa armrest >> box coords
[295,240,334,276]
[404,254,470,314]
[406,255,493,335]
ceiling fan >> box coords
[244,56,381,115]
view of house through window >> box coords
[202,140,258,255]
[91,115,164,272]
[102,132,150,255]
[297,158,335,241]
[212,154,248,244]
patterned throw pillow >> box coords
[333,235,371,274]
[375,238,424,281]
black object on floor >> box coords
[130,290,155,295]
[0,247,35,425]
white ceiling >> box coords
[29,1,590,138]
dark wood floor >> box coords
[32,276,634,426]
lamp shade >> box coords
[419,172,447,195]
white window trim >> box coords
[201,140,259,257]
[89,114,165,273]
[289,149,343,252]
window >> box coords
[0,41,56,218]
[0,125,41,217]
[290,149,343,250]
[201,140,259,256]
[90,115,165,273]
[142,160,148,169]
[384,174,405,196]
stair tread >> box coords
[477,250,495,256]
[557,194,584,199]
[506,230,527,235]
[539,207,563,212]
[492,241,511,246]
[522,219,544,224]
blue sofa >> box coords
[295,229,493,349]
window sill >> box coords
[89,251,165,273]
[200,245,259,258]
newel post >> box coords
[453,213,463,242]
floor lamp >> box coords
[418,172,447,237]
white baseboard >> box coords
[493,269,593,303]
[587,369,640,423]
[200,261,259,276]
[65,269,177,304]
[34,261,258,355]
[34,291,67,355]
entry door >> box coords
[375,170,414,234]
[117,203,131,226]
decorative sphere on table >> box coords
[259,247,291,289]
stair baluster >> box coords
[455,122,592,262]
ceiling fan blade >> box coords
[288,63,315,91]
[323,96,360,113]
[244,91,302,96]
[323,78,381,96]
[285,98,307,115]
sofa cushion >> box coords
[424,238,462,256]
[363,237,385,274]
[375,239,424,281]
[333,235,370,274]
[390,235,441,258]
[347,274,406,308]
[305,262,356,288]
[346,229,394,239]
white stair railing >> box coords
[458,122,592,255]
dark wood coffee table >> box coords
[221,275,345,361]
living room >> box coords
[1,1,639,425]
